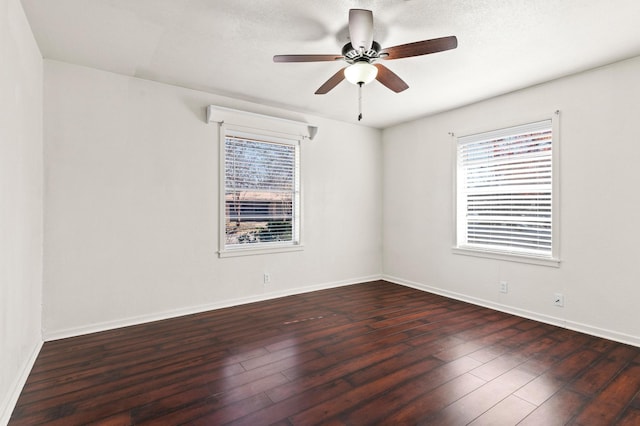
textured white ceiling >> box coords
[21,0,640,128]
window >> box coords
[455,117,559,266]
[221,129,301,256]
[207,105,314,258]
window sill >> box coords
[219,244,304,258]
[452,246,560,268]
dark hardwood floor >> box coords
[10,281,640,425]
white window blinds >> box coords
[457,120,553,257]
[224,133,300,249]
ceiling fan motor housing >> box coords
[342,41,381,64]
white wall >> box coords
[0,0,43,423]
[383,55,640,346]
[43,60,382,338]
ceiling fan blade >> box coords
[315,68,347,94]
[274,54,342,63]
[381,36,458,60]
[374,64,409,93]
[349,9,374,50]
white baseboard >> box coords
[0,340,43,426]
[383,274,640,348]
[44,274,383,342]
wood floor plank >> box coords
[518,388,587,426]
[470,352,528,381]
[468,343,510,363]
[268,342,411,403]
[468,394,537,425]
[9,280,640,425]
[132,372,290,423]
[517,334,592,376]
[572,363,640,425]
[230,379,353,426]
[421,367,536,424]
[349,358,485,424]
[570,344,638,396]
[343,335,459,387]
[287,356,444,424]
[513,374,565,406]
[189,392,274,425]
[617,408,640,426]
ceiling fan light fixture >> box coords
[344,61,378,86]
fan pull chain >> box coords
[358,82,363,121]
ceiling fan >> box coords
[273,9,457,120]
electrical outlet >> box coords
[499,281,508,293]
[554,293,564,307]
[263,273,271,284]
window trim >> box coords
[218,124,303,258]
[452,112,561,267]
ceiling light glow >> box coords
[344,62,378,85]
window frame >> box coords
[453,112,560,267]
[218,124,303,258]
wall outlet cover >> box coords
[554,293,564,307]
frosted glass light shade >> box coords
[344,62,378,85]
